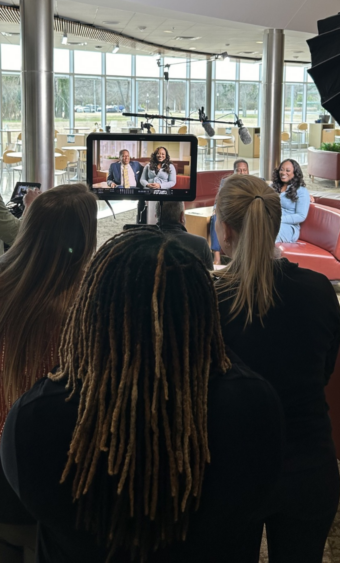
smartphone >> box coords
[10,182,41,202]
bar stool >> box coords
[281,132,290,155]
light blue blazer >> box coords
[140,164,176,190]
[276,185,310,243]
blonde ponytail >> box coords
[215,175,281,324]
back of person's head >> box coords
[0,183,97,400]
[155,201,184,224]
[52,228,230,560]
[215,175,281,324]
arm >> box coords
[203,240,214,270]
[107,164,117,187]
[281,187,310,225]
[0,194,20,246]
[157,164,177,190]
[140,164,150,188]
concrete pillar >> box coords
[21,0,54,191]
[260,29,285,181]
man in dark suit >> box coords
[155,201,213,270]
[107,149,144,188]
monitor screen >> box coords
[87,133,197,201]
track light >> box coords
[112,44,119,54]
[62,30,68,45]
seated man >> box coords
[156,201,213,270]
[107,150,144,189]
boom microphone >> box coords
[198,107,215,137]
[235,115,252,145]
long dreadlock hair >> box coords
[50,228,230,561]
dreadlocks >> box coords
[50,228,230,561]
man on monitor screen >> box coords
[106,149,144,189]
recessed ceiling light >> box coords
[293,50,303,53]
[175,36,201,41]
[68,41,88,46]
[1,32,20,37]
[95,45,103,49]
[256,41,263,44]
[164,30,173,33]
[225,43,230,46]
[102,21,120,25]
[189,47,197,50]
[138,26,146,31]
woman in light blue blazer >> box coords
[140,146,176,190]
[273,159,310,243]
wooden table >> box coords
[185,206,213,244]
[10,152,61,158]
[62,146,87,180]
[197,135,231,162]
[64,127,90,134]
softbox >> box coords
[307,13,340,123]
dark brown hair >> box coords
[149,146,172,174]
[51,229,230,561]
[0,183,97,402]
[272,159,305,202]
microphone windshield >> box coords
[239,126,252,145]
[202,120,215,137]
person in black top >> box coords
[214,174,340,563]
[1,230,284,563]
[155,201,213,270]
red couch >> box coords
[185,170,233,209]
[277,203,340,280]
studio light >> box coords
[62,31,68,45]
[112,44,119,54]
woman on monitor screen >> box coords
[140,146,177,190]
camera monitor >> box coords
[87,133,197,201]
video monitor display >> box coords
[87,133,197,201]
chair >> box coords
[3,149,22,185]
[55,155,68,184]
[178,125,188,134]
[216,136,236,165]
[63,148,79,180]
[292,123,308,149]
[55,148,65,156]
[281,131,290,155]
[197,137,208,164]
[334,128,340,143]
[15,132,22,151]
[150,127,156,134]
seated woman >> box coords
[140,146,176,190]
[272,159,310,243]
[214,175,340,563]
[1,229,284,563]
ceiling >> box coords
[2,0,337,63]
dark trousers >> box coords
[244,458,340,563]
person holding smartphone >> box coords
[0,188,40,255]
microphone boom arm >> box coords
[123,111,237,126]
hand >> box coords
[23,188,40,208]
[108,181,116,188]
[310,195,315,203]
[147,183,160,189]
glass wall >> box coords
[0,44,327,147]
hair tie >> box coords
[253,194,271,217]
